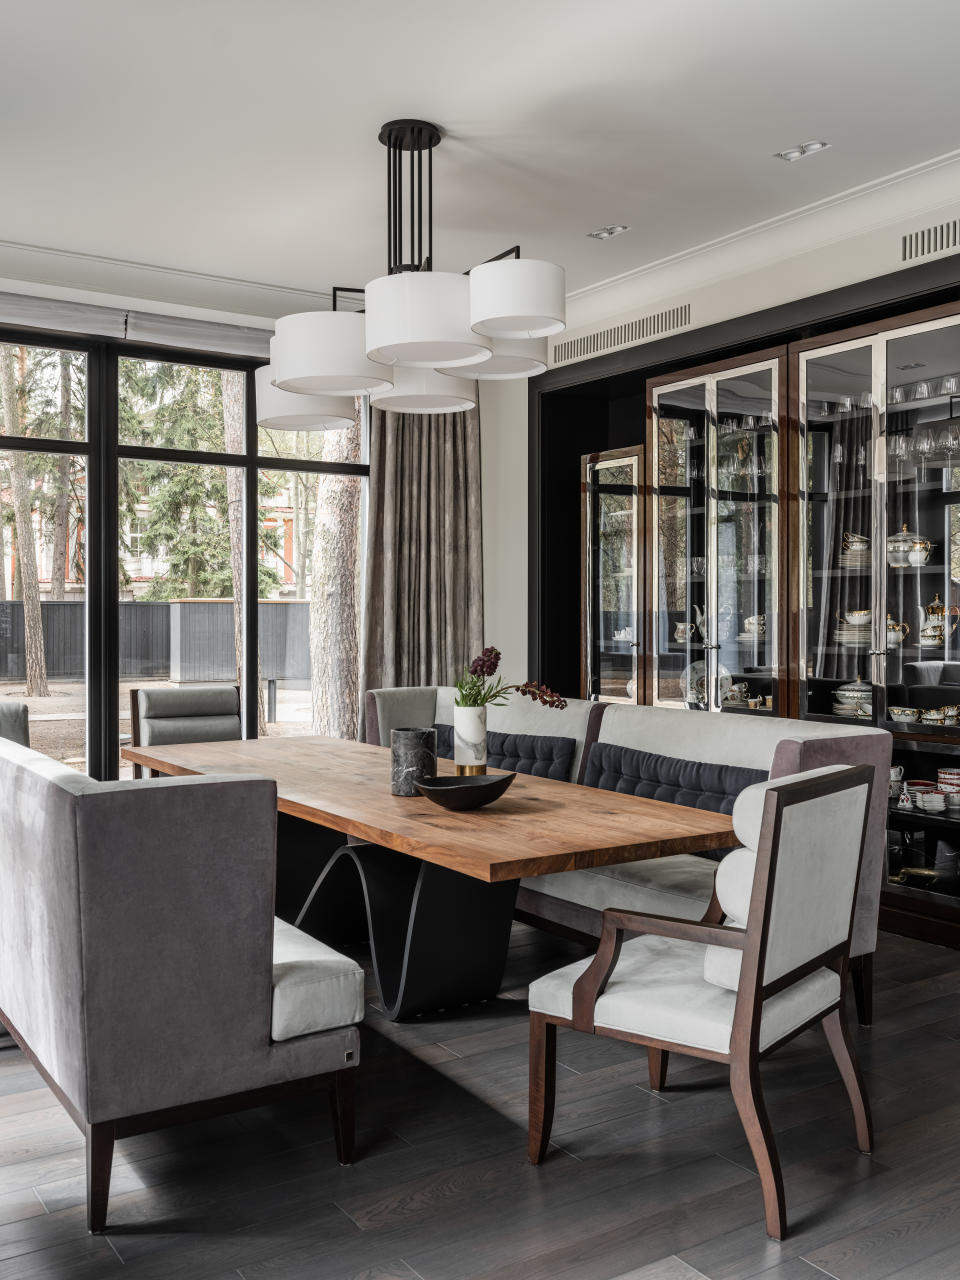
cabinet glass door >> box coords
[799,343,877,721]
[716,366,780,714]
[583,451,640,701]
[884,320,960,733]
[652,381,708,708]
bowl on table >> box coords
[414,772,517,812]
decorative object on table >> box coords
[413,772,517,812]
[390,727,438,796]
[453,646,567,776]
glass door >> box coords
[651,356,782,713]
[652,380,709,708]
[798,342,878,721]
[582,448,641,702]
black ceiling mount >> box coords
[379,119,442,275]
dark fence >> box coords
[0,599,310,683]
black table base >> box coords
[288,832,518,1021]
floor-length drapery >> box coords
[360,407,483,718]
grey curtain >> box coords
[360,407,483,707]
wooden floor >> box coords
[1,925,959,1279]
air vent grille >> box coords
[551,303,691,366]
[901,219,960,262]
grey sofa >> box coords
[0,738,363,1232]
[363,688,891,1024]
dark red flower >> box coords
[468,646,501,678]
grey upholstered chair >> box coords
[0,701,29,748]
[528,764,874,1241]
[129,684,241,777]
[0,737,363,1233]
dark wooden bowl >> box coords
[413,772,516,811]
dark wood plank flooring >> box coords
[1,925,959,1279]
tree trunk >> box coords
[48,354,73,600]
[0,347,49,697]
[309,415,361,738]
[221,370,266,733]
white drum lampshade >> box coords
[255,365,355,430]
[272,312,392,395]
[469,258,565,339]
[365,272,492,368]
[371,367,476,414]
[441,336,547,380]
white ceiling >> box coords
[3,0,960,315]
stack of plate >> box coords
[833,621,871,648]
[839,545,870,570]
[832,701,872,718]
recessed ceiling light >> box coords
[774,140,831,163]
[587,224,630,240]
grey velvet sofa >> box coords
[0,738,363,1232]
[363,687,891,1024]
[130,684,241,778]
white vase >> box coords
[453,705,487,774]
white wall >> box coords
[479,379,528,683]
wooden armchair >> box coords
[527,764,874,1240]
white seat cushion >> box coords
[522,854,716,922]
[272,918,365,1042]
[528,934,840,1055]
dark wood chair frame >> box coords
[0,1003,355,1234]
[528,766,875,1241]
[128,685,240,779]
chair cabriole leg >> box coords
[730,1058,786,1240]
[528,1013,556,1164]
[822,1007,873,1154]
[850,953,873,1026]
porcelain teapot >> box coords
[693,603,706,641]
[919,593,960,630]
[886,615,910,646]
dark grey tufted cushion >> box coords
[434,724,576,781]
[583,741,767,856]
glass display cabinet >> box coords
[648,356,784,714]
[797,313,960,931]
[580,446,642,702]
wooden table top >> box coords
[121,736,734,884]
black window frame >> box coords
[0,323,369,779]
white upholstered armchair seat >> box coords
[529,933,841,1056]
[272,919,365,1042]
[523,854,716,923]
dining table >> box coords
[121,735,735,1020]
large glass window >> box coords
[119,358,245,454]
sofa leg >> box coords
[86,1122,114,1234]
[851,953,873,1027]
[330,1069,355,1166]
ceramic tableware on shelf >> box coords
[947,793,960,812]
[887,616,909,646]
[921,709,947,725]
[834,675,872,708]
[891,765,905,781]
[744,614,766,635]
[889,779,903,800]
[887,524,919,567]
[919,792,946,812]
[888,706,920,723]
[908,538,933,567]
[843,610,872,626]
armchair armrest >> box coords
[570,908,746,1032]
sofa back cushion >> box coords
[435,724,576,781]
[582,740,767,814]
[137,684,241,748]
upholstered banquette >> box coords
[129,684,242,778]
[0,737,363,1232]
[364,688,892,1023]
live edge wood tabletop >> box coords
[121,735,734,883]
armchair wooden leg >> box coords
[528,1013,556,1165]
[730,1059,786,1241]
[330,1069,355,1166]
[85,1122,115,1234]
[648,1048,669,1092]
[850,953,873,1027]
[822,1007,873,1154]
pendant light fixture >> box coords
[255,360,355,430]
[269,118,566,413]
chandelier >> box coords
[257,119,564,425]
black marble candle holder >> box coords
[390,727,438,796]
